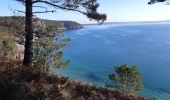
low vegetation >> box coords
[0,58,146,100]
[32,33,70,73]
[0,27,15,59]
[106,64,144,94]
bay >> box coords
[55,22,170,100]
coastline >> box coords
[0,17,147,99]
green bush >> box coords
[32,33,70,73]
[106,64,144,94]
[0,31,15,58]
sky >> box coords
[1,0,170,24]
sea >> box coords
[55,22,170,100]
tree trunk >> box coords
[23,0,33,67]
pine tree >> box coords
[16,0,106,67]
[106,64,144,94]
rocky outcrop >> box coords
[13,43,24,61]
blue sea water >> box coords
[55,22,170,100]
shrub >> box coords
[0,30,15,58]
[106,64,144,94]
[32,33,70,73]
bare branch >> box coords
[33,10,56,14]
[16,10,25,13]
[33,6,47,10]
[8,5,25,16]
[32,0,86,15]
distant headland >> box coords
[0,16,83,30]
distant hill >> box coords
[0,16,82,45]
[0,16,82,30]
[43,20,83,29]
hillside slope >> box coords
[0,58,146,100]
[0,16,82,30]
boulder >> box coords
[13,43,24,61]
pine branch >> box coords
[33,10,56,14]
[32,0,86,15]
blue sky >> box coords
[1,0,170,24]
